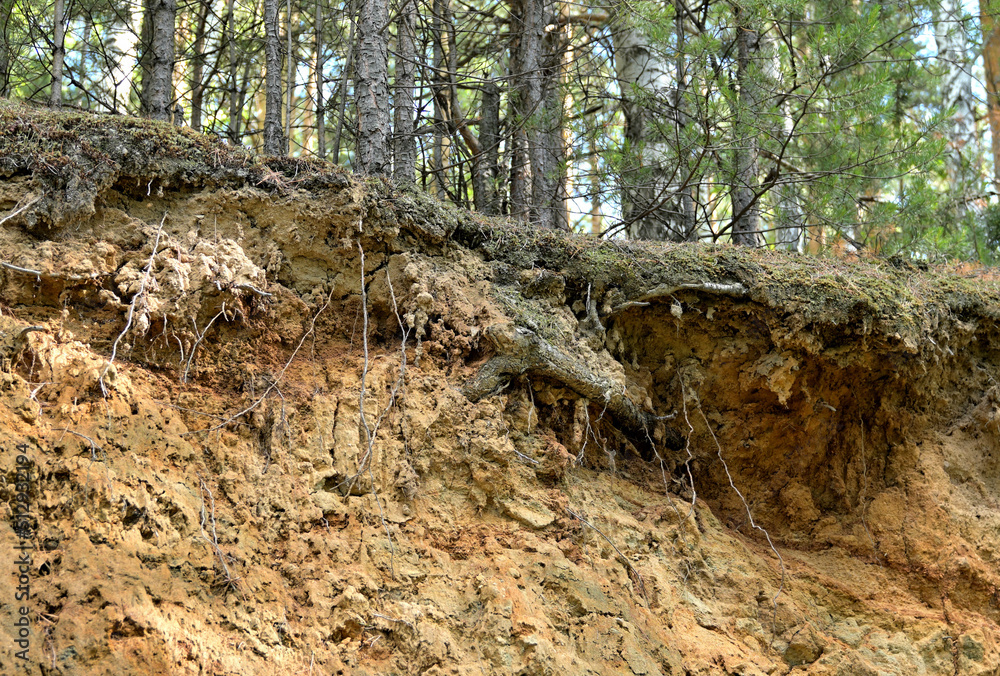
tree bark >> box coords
[264,0,286,155]
[473,81,501,214]
[49,0,65,107]
[140,0,177,121]
[392,0,416,183]
[285,0,294,148]
[730,7,764,247]
[430,0,451,194]
[187,0,211,131]
[315,0,326,158]
[535,1,569,230]
[0,0,14,96]
[354,0,390,174]
[225,0,241,143]
[509,0,545,221]
[983,0,1000,194]
[613,4,695,241]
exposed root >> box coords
[567,506,649,608]
[463,323,684,455]
[99,212,166,395]
[692,392,786,643]
[198,475,244,599]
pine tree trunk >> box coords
[354,0,390,174]
[263,0,286,155]
[225,0,241,143]
[285,0,294,148]
[49,0,65,107]
[473,81,501,214]
[315,0,326,158]
[431,0,451,194]
[140,0,177,121]
[730,7,762,247]
[331,1,355,164]
[392,0,416,183]
[982,0,1000,194]
[188,0,210,131]
[535,1,569,230]
[613,6,694,241]
[509,0,545,222]
[0,0,14,96]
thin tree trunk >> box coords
[140,0,177,121]
[264,0,286,154]
[354,0,390,173]
[315,0,326,158]
[730,6,763,246]
[431,0,450,194]
[49,0,65,107]
[473,81,501,214]
[332,0,355,163]
[285,0,294,148]
[982,0,1000,193]
[774,101,803,252]
[226,0,241,143]
[188,0,210,131]
[393,0,416,182]
[535,1,568,230]
[0,0,15,96]
[613,3,694,241]
[509,0,545,222]
[936,0,975,212]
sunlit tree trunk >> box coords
[264,0,286,154]
[187,0,210,131]
[354,0,390,173]
[49,0,64,107]
[936,0,975,209]
[982,0,1000,193]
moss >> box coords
[4,101,1000,349]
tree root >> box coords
[462,324,684,455]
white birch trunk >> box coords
[935,0,976,208]
[613,9,693,241]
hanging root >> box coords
[462,323,684,456]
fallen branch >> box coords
[462,324,684,453]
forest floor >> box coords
[0,103,999,675]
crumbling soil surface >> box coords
[1,104,1000,675]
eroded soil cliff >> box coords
[0,103,999,675]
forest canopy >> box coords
[0,0,998,260]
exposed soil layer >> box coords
[0,104,999,675]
